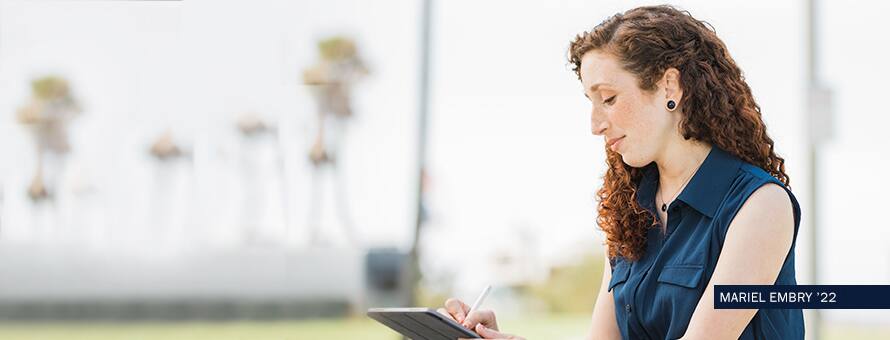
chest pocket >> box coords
[657,264,704,289]
[608,262,631,292]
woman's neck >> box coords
[655,140,712,191]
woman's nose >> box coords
[591,111,608,136]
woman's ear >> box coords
[660,68,683,104]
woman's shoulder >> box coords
[717,159,796,208]
[718,153,793,198]
[713,156,801,241]
[737,161,782,185]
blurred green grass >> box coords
[0,316,888,340]
[0,315,587,340]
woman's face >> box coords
[579,50,675,168]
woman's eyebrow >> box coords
[588,82,612,93]
[584,82,613,99]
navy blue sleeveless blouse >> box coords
[607,146,804,339]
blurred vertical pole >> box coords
[409,0,433,310]
[0,5,4,239]
[0,184,3,235]
[0,7,4,238]
[805,0,826,339]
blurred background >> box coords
[0,0,887,339]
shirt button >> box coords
[625,304,632,313]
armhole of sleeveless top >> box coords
[720,177,802,251]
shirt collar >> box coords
[635,145,741,218]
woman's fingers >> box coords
[462,309,497,330]
[436,308,455,321]
[476,324,511,339]
[456,324,525,340]
[444,298,470,323]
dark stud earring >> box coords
[667,100,677,111]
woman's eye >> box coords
[603,96,616,105]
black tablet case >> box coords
[367,307,482,340]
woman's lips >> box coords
[608,136,625,152]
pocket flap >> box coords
[657,265,704,289]
[607,263,630,292]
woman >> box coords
[440,5,804,340]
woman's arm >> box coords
[587,244,622,340]
[679,183,795,340]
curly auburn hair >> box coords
[567,5,790,262]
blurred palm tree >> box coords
[302,36,368,246]
[16,75,81,202]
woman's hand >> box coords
[437,298,526,340]
[437,298,498,330]
[460,324,526,340]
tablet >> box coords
[367,307,481,339]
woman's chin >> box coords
[620,153,649,168]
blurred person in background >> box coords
[440,5,803,340]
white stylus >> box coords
[466,285,492,316]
